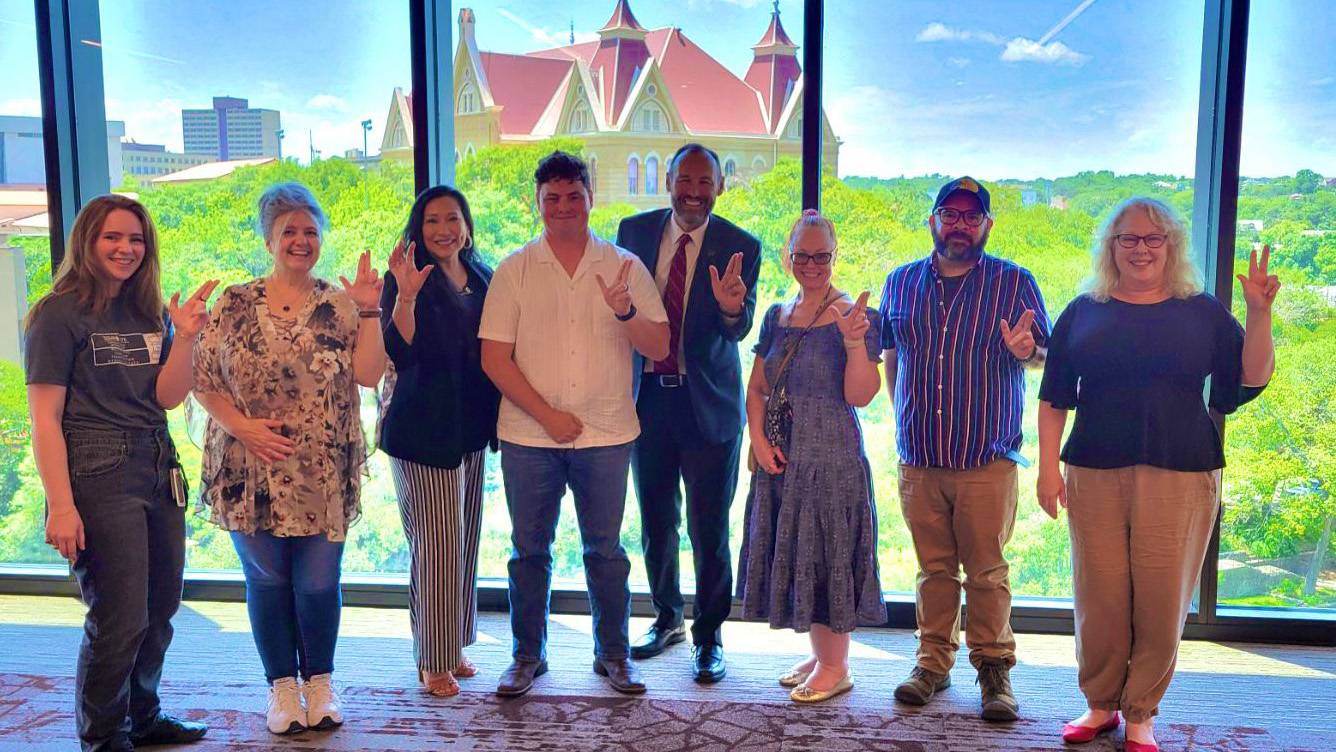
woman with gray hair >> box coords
[194,182,390,736]
[1037,197,1278,751]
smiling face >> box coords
[91,208,147,293]
[1110,205,1168,291]
[668,150,722,231]
[268,210,322,274]
[930,190,992,265]
[421,195,470,263]
[788,223,836,293]
[537,178,592,241]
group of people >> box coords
[25,142,1278,752]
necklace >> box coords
[268,277,313,314]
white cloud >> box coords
[306,94,350,112]
[948,57,971,69]
[1001,37,1089,65]
[686,0,766,7]
[0,98,42,117]
[496,8,597,48]
[915,23,1003,45]
[106,96,188,151]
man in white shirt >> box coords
[480,151,669,697]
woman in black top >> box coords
[1037,197,1278,752]
[379,185,500,697]
[25,195,216,751]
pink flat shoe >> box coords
[1124,741,1158,752]
[1061,712,1120,744]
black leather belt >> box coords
[645,373,685,388]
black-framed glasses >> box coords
[790,251,833,266]
[934,207,987,227]
[1114,233,1167,249]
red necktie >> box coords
[654,233,691,374]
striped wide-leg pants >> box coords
[388,451,485,673]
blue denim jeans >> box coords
[230,530,345,683]
[500,440,633,661]
[67,428,185,752]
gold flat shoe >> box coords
[790,673,854,703]
[778,668,813,687]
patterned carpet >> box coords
[0,596,1333,751]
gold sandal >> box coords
[790,672,854,703]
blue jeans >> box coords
[67,428,184,752]
[501,440,633,661]
[230,530,344,683]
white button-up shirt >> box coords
[644,216,708,374]
[480,232,668,449]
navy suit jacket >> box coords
[617,208,762,444]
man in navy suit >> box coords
[616,143,762,683]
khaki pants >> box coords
[898,459,1018,674]
[1066,465,1219,723]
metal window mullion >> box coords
[411,0,453,194]
[801,0,823,210]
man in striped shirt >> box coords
[877,177,1050,723]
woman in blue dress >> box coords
[737,209,886,703]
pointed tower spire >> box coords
[744,3,802,133]
[590,0,651,125]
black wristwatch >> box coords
[615,304,638,322]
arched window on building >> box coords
[631,101,667,133]
[723,158,737,187]
[628,155,640,195]
[569,102,593,133]
[645,155,659,195]
[457,82,479,114]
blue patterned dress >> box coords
[736,303,886,633]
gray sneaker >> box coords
[976,659,1019,722]
[894,665,951,705]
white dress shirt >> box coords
[645,216,708,374]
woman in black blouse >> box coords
[379,186,500,697]
[1036,197,1278,752]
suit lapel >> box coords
[643,208,673,274]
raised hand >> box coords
[595,259,634,317]
[999,309,1037,360]
[709,252,747,316]
[168,279,220,339]
[340,250,384,311]
[1236,244,1281,312]
[834,291,871,345]
[388,239,433,302]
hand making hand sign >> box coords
[596,259,635,318]
[387,239,433,302]
[1236,244,1281,312]
[340,250,384,311]
[167,279,220,339]
[834,291,872,347]
[709,252,747,316]
[999,309,1037,361]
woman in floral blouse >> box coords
[193,183,389,736]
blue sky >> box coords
[1,0,1333,180]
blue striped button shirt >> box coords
[878,254,1051,470]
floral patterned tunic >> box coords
[194,278,366,541]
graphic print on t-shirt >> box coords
[90,332,164,367]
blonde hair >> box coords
[783,209,838,271]
[1087,197,1200,302]
[26,194,164,330]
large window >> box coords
[827,1,1206,599]
[1217,0,1336,616]
[93,0,413,574]
[0,1,55,567]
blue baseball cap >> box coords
[933,176,991,214]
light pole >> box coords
[276,128,284,160]
[360,119,373,209]
[360,119,372,169]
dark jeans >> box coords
[500,440,633,661]
[230,530,345,683]
[67,428,185,752]
[632,378,740,645]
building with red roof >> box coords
[381,0,839,208]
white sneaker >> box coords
[303,673,344,730]
[266,677,306,735]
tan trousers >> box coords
[898,459,1018,674]
[1066,464,1219,723]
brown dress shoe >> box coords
[496,659,548,697]
[593,657,647,694]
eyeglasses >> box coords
[934,207,987,227]
[1114,233,1167,249]
[790,251,833,266]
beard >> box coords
[932,226,989,263]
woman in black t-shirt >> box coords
[378,185,500,697]
[1036,197,1278,752]
[25,195,217,752]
